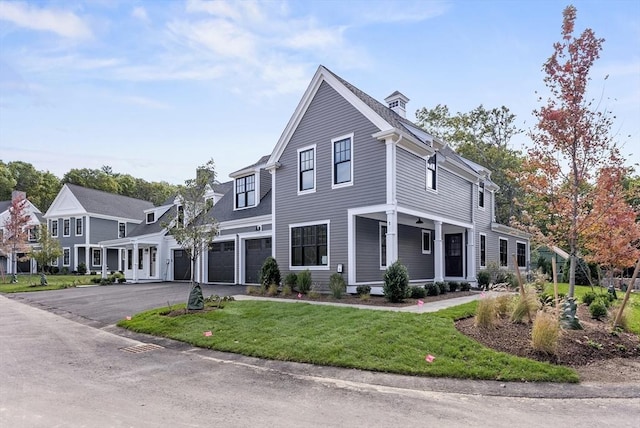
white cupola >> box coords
[384,91,409,118]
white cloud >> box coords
[120,95,170,110]
[132,6,149,22]
[356,0,450,24]
[0,2,92,39]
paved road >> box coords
[7,282,240,326]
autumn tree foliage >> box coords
[0,193,31,274]
[520,5,626,297]
[583,167,640,279]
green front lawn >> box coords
[0,274,98,293]
[119,300,579,383]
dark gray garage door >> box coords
[173,249,191,281]
[245,238,271,284]
[208,241,235,283]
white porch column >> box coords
[466,228,476,282]
[434,221,444,282]
[385,209,398,266]
[100,246,107,278]
[132,241,139,283]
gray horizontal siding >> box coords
[355,217,383,282]
[90,217,120,243]
[396,148,472,223]
[398,224,434,281]
[275,81,387,288]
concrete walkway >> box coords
[233,291,491,312]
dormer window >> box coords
[146,212,155,224]
[177,205,184,228]
[118,222,126,238]
[236,175,255,209]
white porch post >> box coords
[434,221,444,282]
[100,246,107,278]
[132,241,139,283]
[385,209,398,266]
[466,228,476,282]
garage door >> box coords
[173,249,191,281]
[245,238,271,284]
[208,241,235,283]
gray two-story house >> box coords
[265,65,528,293]
[44,184,154,273]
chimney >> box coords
[11,190,26,202]
[384,91,409,118]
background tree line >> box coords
[0,161,178,211]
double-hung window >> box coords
[118,222,126,238]
[499,238,508,267]
[291,222,328,268]
[426,154,437,191]
[28,226,38,242]
[76,218,83,236]
[236,175,255,209]
[92,249,101,266]
[422,230,432,254]
[478,182,485,208]
[51,220,58,237]
[63,248,70,266]
[517,242,527,268]
[380,223,387,269]
[298,146,315,193]
[63,219,70,237]
[332,134,353,187]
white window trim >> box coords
[479,233,487,268]
[421,230,432,254]
[478,182,486,210]
[425,155,438,193]
[51,219,59,237]
[379,222,387,270]
[499,237,509,267]
[146,212,155,224]
[234,173,258,211]
[118,222,126,238]
[331,133,354,189]
[297,144,317,195]
[516,240,528,268]
[92,248,102,267]
[62,247,70,267]
[62,219,70,237]
[76,217,83,236]
[288,219,330,271]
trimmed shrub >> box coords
[477,270,491,288]
[90,277,101,284]
[475,297,497,329]
[259,257,281,288]
[329,273,346,299]
[77,262,87,275]
[383,261,409,303]
[356,284,371,296]
[425,282,440,296]
[459,281,471,291]
[409,285,426,299]
[435,281,448,294]
[581,291,598,306]
[589,299,608,320]
[448,281,460,292]
[284,273,297,287]
[297,269,312,294]
[531,311,560,355]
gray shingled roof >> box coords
[66,183,155,221]
[127,206,176,237]
[0,200,11,214]
[207,187,271,222]
[230,155,270,176]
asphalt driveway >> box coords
[6,282,241,327]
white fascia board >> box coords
[398,206,473,229]
[267,65,392,169]
[218,214,272,230]
[491,222,531,239]
[372,128,434,158]
[43,185,85,218]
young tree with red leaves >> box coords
[1,193,31,275]
[583,166,640,281]
[520,5,625,297]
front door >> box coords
[445,233,463,277]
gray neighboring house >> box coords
[0,191,43,274]
[265,65,529,293]
[44,184,154,273]
[99,156,272,285]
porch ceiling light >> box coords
[416,217,424,224]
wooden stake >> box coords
[552,257,559,319]
[612,258,640,330]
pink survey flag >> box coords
[417,300,424,307]
[203,331,212,337]
[425,354,435,363]
[480,291,486,298]
[126,316,132,321]
[297,293,302,299]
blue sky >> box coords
[1,0,638,185]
